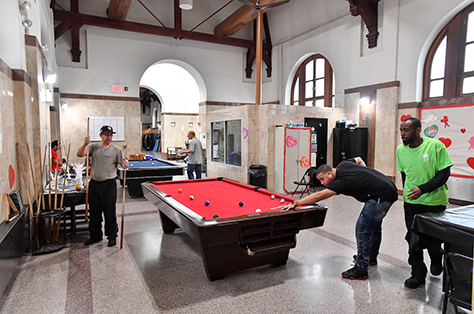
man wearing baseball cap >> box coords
[77,125,128,247]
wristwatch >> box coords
[291,200,299,207]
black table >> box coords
[412,205,474,256]
[43,186,86,238]
[118,159,185,197]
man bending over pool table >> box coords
[284,157,398,280]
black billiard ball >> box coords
[239,202,244,207]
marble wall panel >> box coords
[161,115,200,153]
[395,107,418,189]
[60,97,141,164]
[374,87,399,177]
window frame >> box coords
[210,119,242,167]
[290,54,334,107]
[423,2,474,100]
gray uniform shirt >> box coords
[188,137,203,165]
[89,143,123,181]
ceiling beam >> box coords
[53,10,255,49]
[347,0,379,48]
[107,0,133,20]
[214,0,283,37]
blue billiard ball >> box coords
[280,198,285,203]
[205,200,210,206]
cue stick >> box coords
[85,118,90,220]
[48,142,52,211]
[40,144,48,212]
[59,143,71,209]
[120,167,127,249]
[269,205,286,210]
[54,168,59,210]
[26,143,38,208]
[16,143,33,218]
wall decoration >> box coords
[242,127,248,139]
[400,114,412,122]
[420,104,474,178]
[286,135,298,147]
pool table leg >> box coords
[159,211,180,233]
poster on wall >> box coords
[419,104,474,178]
[89,116,125,141]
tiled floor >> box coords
[0,161,466,313]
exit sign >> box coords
[111,85,122,93]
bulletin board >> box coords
[419,104,474,178]
[88,116,125,141]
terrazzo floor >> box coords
[0,163,468,314]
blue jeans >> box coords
[187,163,202,179]
[354,200,393,270]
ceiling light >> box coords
[20,1,31,12]
[22,19,33,28]
[179,0,193,10]
[43,68,57,84]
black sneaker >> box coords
[352,254,378,266]
[404,275,425,289]
[84,238,101,245]
[342,266,368,280]
[108,239,117,247]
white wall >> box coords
[0,0,27,70]
[56,27,257,104]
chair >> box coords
[442,252,473,314]
[167,147,177,160]
[291,168,317,199]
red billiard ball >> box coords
[178,188,182,193]
[189,195,194,200]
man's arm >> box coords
[284,189,337,209]
[354,157,366,167]
[407,166,451,200]
[77,136,90,157]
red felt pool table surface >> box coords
[149,178,294,219]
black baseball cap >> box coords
[100,125,116,134]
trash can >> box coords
[248,165,267,189]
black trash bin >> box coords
[248,165,267,189]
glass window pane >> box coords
[464,43,474,72]
[225,120,241,166]
[293,78,299,102]
[315,58,325,79]
[315,78,324,97]
[305,81,313,99]
[332,73,335,96]
[462,76,474,94]
[429,79,444,98]
[315,99,324,107]
[467,11,474,43]
[431,37,447,79]
[305,60,314,81]
[305,100,313,107]
[211,121,225,163]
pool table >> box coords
[118,159,185,197]
[142,177,328,281]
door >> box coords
[283,127,311,194]
[304,118,328,169]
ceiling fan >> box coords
[238,0,291,18]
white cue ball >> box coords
[255,209,261,212]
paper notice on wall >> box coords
[420,104,474,178]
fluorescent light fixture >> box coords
[179,0,193,10]
[43,68,57,84]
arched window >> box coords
[291,54,335,107]
[423,2,474,100]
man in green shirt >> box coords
[396,117,453,289]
